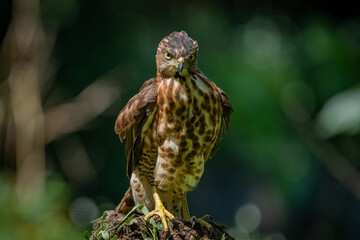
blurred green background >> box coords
[1,0,360,239]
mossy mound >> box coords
[86,209,234,240]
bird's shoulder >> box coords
[194,70,233,124]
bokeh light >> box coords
[69,197,99,227]
[235,203,261,232]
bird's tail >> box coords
[115,186,135,214]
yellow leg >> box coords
[144,188,175,232]
[181,194,191,221]
[181,195,213,232]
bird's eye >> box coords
[189,54,195,61]
[164,52,172,60]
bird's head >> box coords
[156,31,199,78]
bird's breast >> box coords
[154,74,222,194]
[157,75,221,131]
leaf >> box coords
[112,204,144,231]
[154,222,163,232]
[112,205,139,231]
[93,210,108,223]
[95,229,101,238]
[84,230,91,239]
[129,218,138,224]
[119,205,140,224]
[111,234,117,240]
[139,204,149,215]
[101,231,110,240]
[141,232,152,240]
[141,218,155,238]
[139,205,161,239]
[152,225,159,240]
[118,214,135,229]
[221,233,226,240]
[150,218,156,228]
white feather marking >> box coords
[181,92,188,101]
[194,75,210,94]
[172,80,179,90]
[155,154,167,173]
[158,123,165,134]
[188,110,193,119]
[164,138,179,154]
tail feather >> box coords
[115,186,135,214]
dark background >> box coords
[1,0,360,239]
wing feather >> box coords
[115,78,158,177]
[193,71,233,159]
[208,83,233,159]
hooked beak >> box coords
[176,57,184,74]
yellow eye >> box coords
[164,52,172,60]
[189,54,195,61]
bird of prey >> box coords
[115,31,233,232]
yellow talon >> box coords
[189,216,213,232]
[144,190,175,232]
[182,195,213,232]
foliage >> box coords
[87,206,234,240]
[86,205,164,240]
[0,175,83,240]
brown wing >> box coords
[194,71,233,159]
[208,82,233,159]
[115,77,158,177]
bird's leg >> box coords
[181,195,213,232]
[144,188,175,232]
[181,194,191,221]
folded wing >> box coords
[115,78,159,177]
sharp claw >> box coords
[190,216,196,229]
[209,226,214,236]
[164,209,175,223]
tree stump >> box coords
[86,210,235,240]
